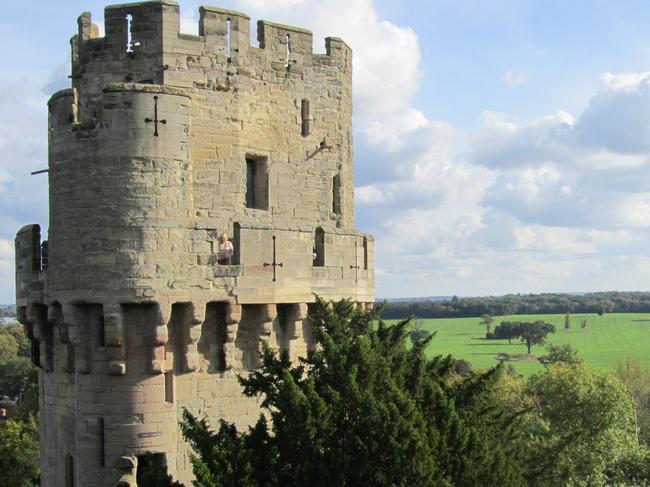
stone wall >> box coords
[17,1,374,486]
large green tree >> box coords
[615,359,650,447]
[518,321,555,354]
[181,299,526,487]
[524,364,646,486]
[0,417,40,486]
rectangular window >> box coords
[246,159,256,208]
[301,99,311,136]
[65,454,75,487]
[98,418,105,467]
[332,175,341,215]
[98,315,105,348]
[245,156,269,210]
[314,228,325,267]
[363,237,368,270]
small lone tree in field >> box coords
[580,318,588,331]
[519,321,555,355]
[564,313,570,330]
[479,313,495,337]
[409,318,430,345]
[539,344,582,366]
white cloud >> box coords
[356,185,388,205]
[502,69,529,88]
[600,71,650,92]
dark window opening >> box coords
[314,228,325,267]
[98,418,105,467]
[332,175,341,215]
[363,237,368,270]
[97,314,105,348]
[301,99,311,137]
[40,240,48,270]
[65,454,75,487]
[169,303,192,374]
[205,302,228,372]
[245,156,269,210]
[164,371,174,403]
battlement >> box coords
[71,1,351,93]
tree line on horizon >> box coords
[379,291,650,319]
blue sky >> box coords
[2,0,650,302]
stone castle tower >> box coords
[14,1,374,485]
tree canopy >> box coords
[181,298,527,487]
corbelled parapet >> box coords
[17,2,373,486]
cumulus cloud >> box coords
[356,65,650,296]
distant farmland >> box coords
[387,313,650,377]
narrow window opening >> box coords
[97,315,105,348]
[363,237,368,270]
[164,371,174,403]
[285,34,291,69]
[314,228,325,267]
[65,454,75,487]
[98,418,105,467]
[226,18,232,62]
[125,14,140,53]
[246,159,256,208]
[332,175,341,215]
[212,303,228,372]
[245,156,269,210]
[40,240,48,270]
[301,99,311,137]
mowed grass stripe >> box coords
[386,313,650,377]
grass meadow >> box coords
[387,313,650,377]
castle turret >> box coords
[16,2,374,485]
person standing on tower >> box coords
[217,233,234,265]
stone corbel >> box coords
[151,302,172,374]
[292,303,308,340]
[186,301,207,372]
[260,304,277,340]
[223,302,242,369]
[104,303,126,376]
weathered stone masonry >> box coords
[15,1,374,486]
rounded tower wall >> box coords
[48,85,192,303]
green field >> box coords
[387,313,650,377]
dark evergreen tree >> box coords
[181,298,526,487]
